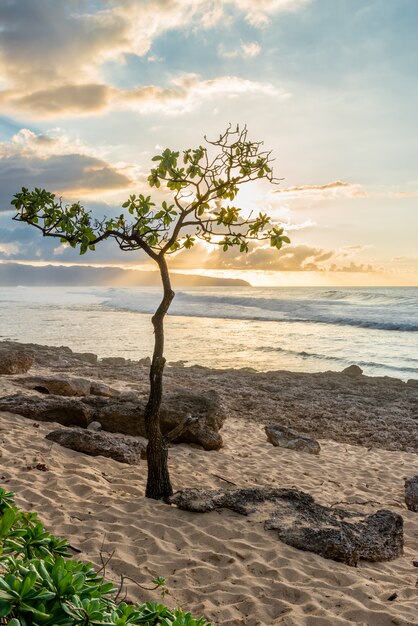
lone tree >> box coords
[12,125,290,500]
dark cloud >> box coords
[0,152,132,211]
[15,84,111,115]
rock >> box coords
[87,421,102,431]
[405,474,418,512]
[169,487,404,565]
[90,381,119,397]
[0,389,225,450]
[89,388,225,450]
[100,357,127,366]
[74,352,98,365]
[0,346,33,374]
[119,390,138,402]
[45,428,146,464]
[16,376,91,397]
[265,424,320,455]
[406,379,418,388]
[137,357,151,367]
[342,364,363,377]
[0,395,92,427]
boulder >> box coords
[0,389,225,450]
[46,428,146,464]
[16,376,91,397]
[100,357,127,366]
[88,388,225,450]
[87,421,102,431]
[405,474,418,512]
[74,352,98,365]
[0,346,33,374]
[169,487,403,566]
[265,424,320,455]
[0,395,92,427]
[342,364,363,377]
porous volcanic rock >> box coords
[265,424,321,455]
[0,389,225,450]
[405,474,418,512]
[87,388,225,450]
[0,346,33,375]
[0,395,92,427]
[46,428,146,464]
[16,376,91,397]
[169,487,403,566]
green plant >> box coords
[0,489,210,626]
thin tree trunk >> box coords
[144,254,175,500]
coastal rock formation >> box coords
[169,487,404,565]
[91,389,225,450]
[89,381,119,397]
[405,474,418,512]
[0,346,33,375]
[17,375,91,397]
[46,428,146,464]
[0,395,91,427]
[265,424,321,455]
[0,389,225,450]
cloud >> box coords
[219,41,262,59]
[274,180,368,198]
[4,74,281,118]
[0,129,133,210]
[0,0,302,117]
[168,242,375,273]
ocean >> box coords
[0,285,417,380]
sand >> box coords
[0,349,417,625]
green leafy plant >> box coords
[0,489,210,626]
[12,124,290,500]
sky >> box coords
[0,0,417,286]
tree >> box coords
[12,125,290,501]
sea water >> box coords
[0,286,417,380]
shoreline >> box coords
[0,340,417,624]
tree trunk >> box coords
[144,255,175,500]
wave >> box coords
[101,289,418,332]
[256,346,418,374]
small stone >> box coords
[342,364,363,377]
[87,421,102,431]
[265,424,320,455]
[405,474,418,512]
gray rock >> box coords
[0,346,33,374]
[46,428,146,464]
[265,424,320,455]
[74,352,98,365]
[342,364,363,377]
[405,474,418,512]
[0,395,92,427]
[16,376,91,397]
[90,388,225,450]
[406,379,418,388]
[169,487,403,566]
[0,389,225,450]
[100,357,127,366]
[87,421,102,431]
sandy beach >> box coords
[0,343,417,625]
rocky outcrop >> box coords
[0,345,33,375]
[169,487,404,566]
[0,388,225,450]
[17,376,91,397]
[405,474,418,512]
[85,389,225,450]
[46,428,146,464]
[89,381,119,397]
[0,395,92,427]
[265,424,320,455]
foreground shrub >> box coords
[0,489,210,625]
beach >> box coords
[0,342,417,625]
